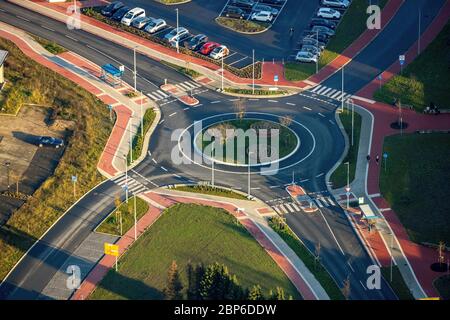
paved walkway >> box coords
[71,189,330,300]
[12,0,402,91]
[0,22,158,179]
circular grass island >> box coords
[195,118,299,166]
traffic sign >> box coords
[345,187,351,192]
[107,104,113,110]
[377,74,382,80]
[399,55,405,65]
[71,175,77,182]
[274,75,279,82]
[104,243,119,257]
[383,152,388,159]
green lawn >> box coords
[89,204,300,299]
[381,266,414,300]
[95,196,149,236]
[434,275,450,300]
[380,133,450,245]
[172,185,249,200]
[268,217,344,300]
[285,0,388,81]
[374,22,450,111]
[330,108,362,189]
[0,38,112,280]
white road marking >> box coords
[268,100,278,103]
[152,158,158,164]
[318,112,325,117]
[65,34,78,42]
[158,119,165,125]
[303,106,312,111]
[316,172,324,177]
[169,112,177,117]
[286,102,296,106]
[16,15,30,22]
[160,166,168,172]
[211,100,221,104]
[41,25,55,32]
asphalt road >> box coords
[0,0,401,300]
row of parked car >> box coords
[100,1,231,60]
[295,0,350,63]
[222,0,286,23]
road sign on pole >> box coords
[104,242,119,271]
[383,152,388,172]
[71,175,77,198]
[399,55,405,74]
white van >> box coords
[121,7,146,26]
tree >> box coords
[233,98,246,121]
[187,262,205,300]
[199,263,244,300]
[268,287,288,300]
[248,285,265,300]
[164,260,184,300]
[279,115,293,127]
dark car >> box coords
[310,18,337,29]
[101,1,124,17]
[229,0,255,9]
[37,136,64,148]
[259,0,285,5]
[224,6,246,19]
[301,37,326,50]
[111,6,130,21]
[303,31,329,43]
[186,34,208,50]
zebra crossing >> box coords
[271,195,336,214]
[309,85,353,101]
[111,174,149,195]
[145,81,202,102]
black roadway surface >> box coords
[0,0,442,300]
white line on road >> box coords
[169,112,177,117]
[16,15,30,22]
[316,173,324,178]
[248,98,259,101]
[65,34,78,42]
[360,280,367,290]
[347,261,355,272]
[286,102,296,106]
[130,169,159,187]
[160,166,168,172]
[329,119,335,124]
[318,208,345,255]
[211,100,221,104]
[183,107,189,110]
[152,158,158,164]
[158,119,165,125]
[318,112,325,117]
[269,185,281,189]
[268,100,278,103]
[303,106,312,111]
[172,174,181,178]
[41,25,55,32]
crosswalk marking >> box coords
[146,81,202,102]
[111,174,149,195]
[309,84,352,101]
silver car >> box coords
[252,4,279,15]
[301,45,321,56]
[311,25,335,37]
[295,51,318,63]
[131,16,152,29]
[144,18,167,34]
[321,0,350,9]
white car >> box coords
[321,0,350,8]
[250,11,273,22]
[317,7,341,19]
[144,18,167,34]
[164,27,189,42]
[121,7,145,26]
[209,45,230,60]
[295,51,318,63]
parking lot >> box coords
[0,106,66,224]
[105,0,318,62]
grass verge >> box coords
[160,60,202,78]
[284,0,388,81]
[224,88,289,96]
[172,185,249,200]
[128,108,156,164]
[380,133,450,245]
[89,203,300,299]
[0,38,112,280]
[32,35,67,55]
[268,216,344,300]
[374,22,450,111]
[434,275,450,300]
[330,108,362,189]
[216,17,269,33]
[95,196,149,236]
[381,266,414,300]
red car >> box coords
[199,42,220,55]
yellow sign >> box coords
[419,297,440,300]
[104,242,119,257]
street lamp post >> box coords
[134,194,137,240]
[129,120,133,164]
[341,66,345,112]
[316,30,319,74]
[221,55,224,91]
[247,151,254,197]
[4,161,10,190]
[175,8,179,54]
[211,140,215,187]
[124,154,129,203]
[347,98,355,146]
[345,161,350,209]
[252,49,255,94]
[133,47,137,92]
[140,91,144,137]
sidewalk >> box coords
[0,22,158,179]
[72,188,330,300]
[11,0,402,91]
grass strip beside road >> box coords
[128,108,156,164]
[0,38,112,281]
[330,108,362,189]
[381,266,414,300]
[95,196,149,236]
[224,88,289,96]
[380,133,450,245]
[374,22,450,111]
[160,60,202,78]
[216,17,269,33]
[90,204,300,299]
[172,185,249,200]
[31,35,67,55]
[268,217,344,300]
[285,0,388,81]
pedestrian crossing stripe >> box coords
[146,90,169,101]
[111,174,149,195]
[309,85,352,101]
[271,196,336,214]
[175,81,200,91]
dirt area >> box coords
[0,105,69,224]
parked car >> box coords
[144,18,167,33]
[132,16,152,29]
[317,7,341,19]
[169,32,191,47]
[186,34,208,50]
[301,45,321,56]
[37,136,64,148]
[250,11,273,22]
[224,6,246,19]
[310,18,337,29]
[311,25,335,37]
[164,27,189,42]
[253,3,279,15]
[321,0,350,9]
[199,42,220,55]
[301,37,326,50]
[303,31,329,43]
[259,0,285,5]
[295,51,318,63]
[101,1,123,17]
[230,0,255,9]
[210,45,230,59]
[121,8,145,26]
[111,6,130,21]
